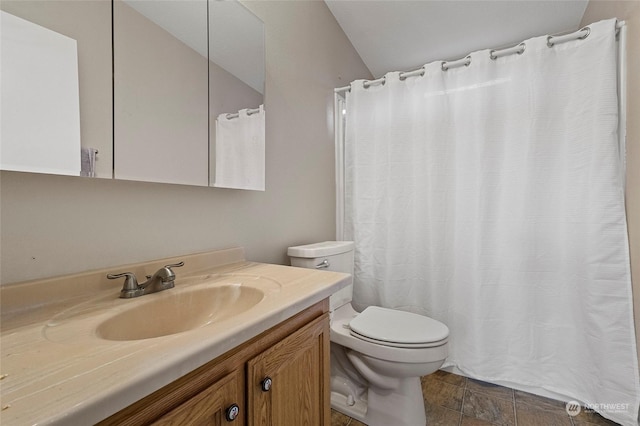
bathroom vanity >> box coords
[0,248,349,425]
[101,301,328,425]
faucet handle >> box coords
[159,261,184,282]
[145,262,185,280]
[164,261,184,269]
[106,272,139,291]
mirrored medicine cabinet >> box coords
[0,0,265,187]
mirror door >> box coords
[113,0,209,186]
[0,0,112,178]
[208,1,265,189]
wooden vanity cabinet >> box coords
[247,313,329,425]
[153,369,244,426]
[99,300,330,426]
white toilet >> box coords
[288,241,449,426]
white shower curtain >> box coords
[344,19,639,425]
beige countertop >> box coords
[0,248,350,425]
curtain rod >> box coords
[335,20,626,94]
[225,107,261,120]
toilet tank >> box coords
[288,241,354,311]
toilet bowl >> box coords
[288,241,449,426]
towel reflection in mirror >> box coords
[213,105,265,191]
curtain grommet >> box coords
[363,75,386,89]
[399,67,426,80]
[579,26,591,40]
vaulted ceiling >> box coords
[325,0,590,78]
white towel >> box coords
[80,147,97,177]
[214,105,265,191]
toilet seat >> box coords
[349,306,449,348]
[331,304,448,364]
[349,330,448,348]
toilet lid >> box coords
[349,306,449,347]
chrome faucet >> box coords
[107,262,184,298]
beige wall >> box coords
[0,0,371,284]
[581,0,640,358]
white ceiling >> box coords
[325,0,590,78]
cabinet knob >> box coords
[261,376,273,392]
[225,403,240,422]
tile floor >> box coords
[330,370,620,426]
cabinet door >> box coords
[153,369,244,426]
[113,0,209,186]
[247,313,330,426]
